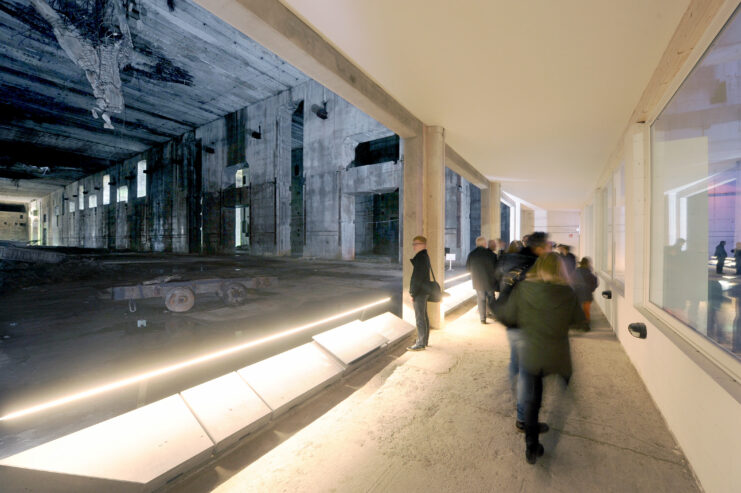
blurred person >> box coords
[496,252,584,464]
[408,235,432,351]
[557,244,577,279]
[734,242,741,275]
[573,257,599,330]
[506,240,523,254]
[467,236,498,323]
[493,232,552,432]
[714,240,727,274]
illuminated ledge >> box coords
[0,395,213,493]
[0,312,415,492]
[238,342,345,416]
[313,319,389,366]
[442,280,476,314]
[180,372,272,453]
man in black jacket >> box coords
[409,235,432,351]
[466,236,498,323]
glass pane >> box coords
[614,164,626,283]
[650,7,741,361]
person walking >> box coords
[409,235,432,351]
[467,236,498,324]
[493,232,551,433]
[573,257,599,329]
[557,244,577,281]
[715,240,727,274]
[496,252,584,464]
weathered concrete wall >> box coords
[39,134,193,252]
[444,168,472,266]
[0,210,28,241]
[37,79,400,258]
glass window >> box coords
[137,161,147,198]
[117,186,128,203]
[78,186,84,210]
[614,164,626,283]
[103,175,110,205]
[650,7,741,361]
[89,194,97,209]
[69,201,75,213]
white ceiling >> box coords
[280,0,690,209]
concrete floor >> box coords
[169,304,701,493]
[0,254,431,457]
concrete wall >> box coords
[0,210,28,242]
[534,210,581,257]
[444,168,473,266]
[35,80,401,259]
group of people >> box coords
[407,232,599,464]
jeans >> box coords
[507,328,526,421]
[518,368,544,449]
[476,290,493,321]
[413,294,430,346]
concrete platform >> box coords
[0,395,213,493]
[313,319,388,367]
[183,306,701,493]
[237,342,345,416]
[180,372,272,452]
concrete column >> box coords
[402,125,446,330]
[481,181,501,242]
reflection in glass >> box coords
[650,7,741,360]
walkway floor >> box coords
[172,305,701,493]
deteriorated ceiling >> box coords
[0,0,308,201]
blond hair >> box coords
[527,252,569,284]
[475,236,487,247]
[412,235,427,244]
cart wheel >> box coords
[165,287,195,312]
[220,281,248,306]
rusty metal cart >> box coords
[103,276,277,312]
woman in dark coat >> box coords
[497,252,584,464]
[573,257,599,329]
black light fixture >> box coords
[249,125,262,139]
[313,100,328,120]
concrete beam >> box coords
[194,0,423,138]
[445,145,488,189]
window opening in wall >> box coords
[69,201,75,213]
[78,186,84,210]
[89,194,97,209]
[501,201,511,246]
[350,135,400,168]
[290,101,305,256]
[103,175,110,204]
[235,168,249,188]
[354,191,400,261]
[137,161,146,198]
[649,6,741,363]
[235,205,250,248]
[117,186,128,203]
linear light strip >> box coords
[0,297,391,422]
[444,273,471,283]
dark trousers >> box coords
[717,258,725,274]
[519,368,544,450]
[476,290,493,321]
[413,294,430,346]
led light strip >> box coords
[444,273,471,284]
[0,297,391,421]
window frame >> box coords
[640,5,741,381]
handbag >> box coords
[426,258,443,302]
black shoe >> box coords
[516,420,549,433]
[480,319,487,324]
[407,344,425,351]
[525,443,544,464]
